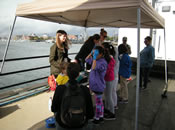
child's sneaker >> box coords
[104,113,116,120]
[99,118,104,123]
[92,119,100,124]
[119,99,128,104]
[123,100,128,104]
[127,77,132,81]
[104,108,111,116]
[92,118,104,124]
[141,87,147,90]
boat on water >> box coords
[45,39,54,43]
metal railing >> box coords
[0,53,77,90]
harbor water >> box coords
[0,41,82,92]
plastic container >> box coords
[45,117,56,128]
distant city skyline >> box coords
[0,0,118,38]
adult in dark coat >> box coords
[75,34,100,71]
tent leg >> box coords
[83,27,88,42]
[0,16,17,73]
[135,7,141,130]
[161,28,168,98]
[162,87,167,98]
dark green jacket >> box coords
[49,43,69,77]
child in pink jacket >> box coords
[102,42,116,120]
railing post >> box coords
[161,28,168,98]
[0,16,17,73]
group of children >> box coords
[85,42,132,124]
[49,41,132,126]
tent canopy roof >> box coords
[16,0,165,28]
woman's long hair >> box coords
[85,34,100,44]
[56,30,71,50]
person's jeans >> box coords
[140,67,151,88]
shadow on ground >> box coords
[0,104,20,119]
[28,116,55,130]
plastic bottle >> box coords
[48,97,52,112]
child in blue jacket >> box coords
[118,45,132,103]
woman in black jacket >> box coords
[75,34,100,71]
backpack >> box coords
[48,75,56,91]
[60,83,86,128]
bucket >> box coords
[45,117,56,128]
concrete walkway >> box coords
[0,76,175,130]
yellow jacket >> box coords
[56,73,69,85]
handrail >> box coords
[0,55,49,62]
[0,65,50,76]
[0,52,77,90]
[0,76,48,90]
[0,52,77,62]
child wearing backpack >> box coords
[86,46,108,124]
[51,63,94,130]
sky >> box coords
[0,0,118,37]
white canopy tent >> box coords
[0,0,166,130]
[15,0,164,28]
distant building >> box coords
[30,33,37,37]
[42,34,49,40]
[13,35,23,40]
[68,34,78,40]
[21,35,30,40]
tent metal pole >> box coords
[84,27,88,42]
[0,16,17,73]
[162,28,168,98]
[135,7,141,130]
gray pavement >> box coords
[1,76,174,130]
[28,77,175,130]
